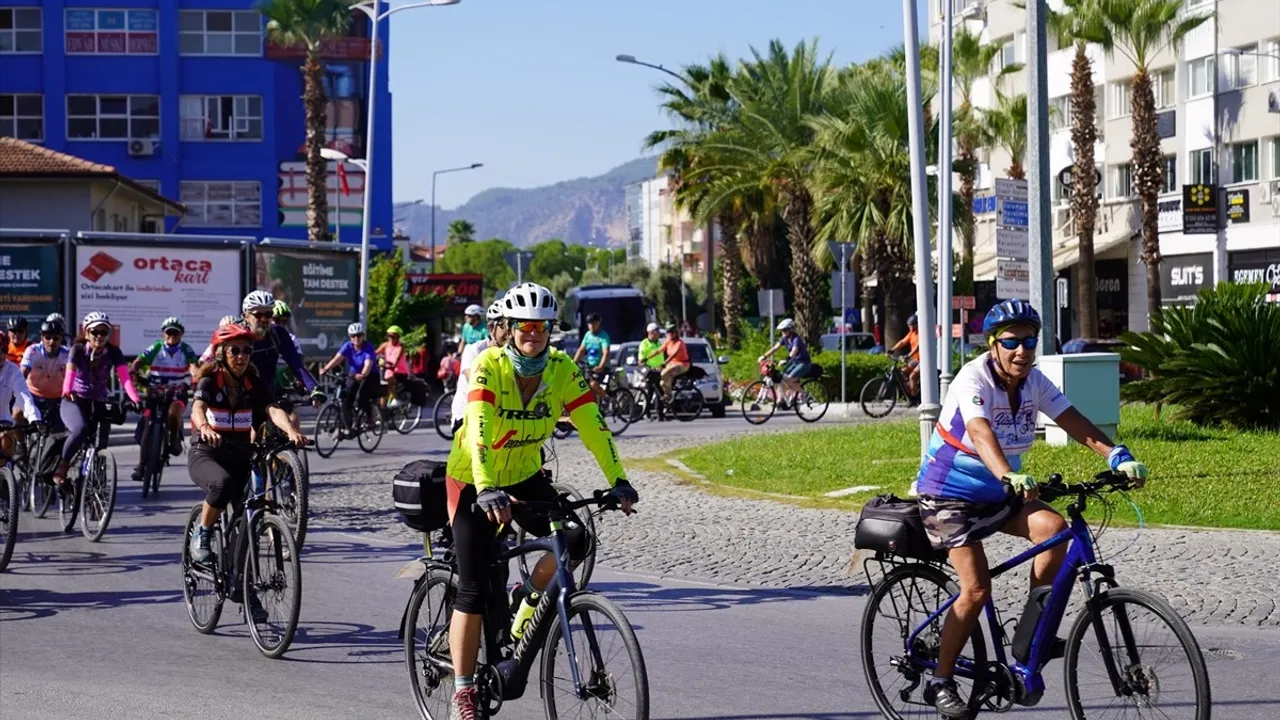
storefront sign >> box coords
[0,243,61,325]
[266,36,381,61]
[1156,194,1182,233]
[406,273,483,316]
[254,249,359,356]
[76,244,241,350]
[1229,249,1280,294]
[1182,184,1218,235]
[1226,189,1250,224]
[1159,252,1213,305]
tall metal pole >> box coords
[936,0,955,402]
[355,0,381,328]
[1027,0,1056,351]
[430,173,438,272]
[840,245,848,405]
[1211,1,1225,289]
[903,0,939,458]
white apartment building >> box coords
[625,174,708,277]
[933,0,1280,338]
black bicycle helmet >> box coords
[6,316,29,333]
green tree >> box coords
[1079,0,1211,328]
[259,0,353,244]
[528,239,579,285]
[366,252,442,347]
[435,237,515,297]
[446,218,477,245]
[981,91,1029,179]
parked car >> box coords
[1061,337,1143,383]
[615,338,730,417]
[819,332,878,354]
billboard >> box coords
[0,243,61,325]
[406,273,483,316]
[254,249,358,357]
[74,244,241,351]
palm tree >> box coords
[446,219,476,245]
[981,91,1029,179]
[260,0,353,244]
[1080,0,1211,328]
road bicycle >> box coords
[401,489,649,719]
[859,356,918,418]
[313,375,385,457]
[134,379,188,499]
[858,471,1210,719]
[1,421,46,572]
[8,412,56,516]
[740,360,829,425]
[180,435,307,658]
[55,400,121,542]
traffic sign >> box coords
[758,288,786,316]
[996,228,1030,260]
[995,177,1029,261]
[996,259,1030,299]
[995,177,1028,201]
[997,198,1028,227]
[827,241,856,269]
[951,295,976,310]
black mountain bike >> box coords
[1,421,45,572]
[402,490,649,720]
[314,375,385,457]
[56,400,121,541]
[256,423,310,552]
[180,436,306,659]
[627,365,704,423]
[859,355,918,418]
[135,380,188,499]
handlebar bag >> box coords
[393,459,448,532]
[854,494,943,561]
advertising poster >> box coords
[75,245,241,351]
[406,273,483,316]
[0,243,61,325]
[254,249,358,357]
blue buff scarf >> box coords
[505,343,549,377]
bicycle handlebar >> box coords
[1036,470,1134,502]
[470,488,627,518]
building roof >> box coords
[0,137,184,215]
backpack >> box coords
[392,459,449,532]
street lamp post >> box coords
[346,0,460,327]
[430,163,484,269]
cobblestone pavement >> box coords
[309,418,1280,628]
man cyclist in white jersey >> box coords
[129,317,199,481]
[914,299,1150,719]
[450,300,507,434]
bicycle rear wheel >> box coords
[860,376,899,419]
[313,403,341,458]
[1064,587,1211,720]
[740,380,776,425]
[393,398,423,435]
[58,461,81,533]
[861,562,987,720]
[433,392,455,441]
[541,592,650,720]
[181,504,224,633]
[141,419,166,499]
[80,451,117,542]
[794,379,830,423]
[357,406,385,454]
[404,567,458,720]
[604,388,635,437]
[270,449,310,553]
[0,468,19,572]
[243,513,302,659]
[672,387,704,422]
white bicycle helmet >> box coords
[486,299,505,322]
[777,318,796,331]
[242,290,275,314]
[161,316,184,333]
[502,282,558,321]
[347,322,365,335]
[646,322,660,333]
[83,311,111,330]
[46,312,66,326]
[218,315,239,328]
[464,304,485,317]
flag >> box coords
[336,162,351,196]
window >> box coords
[66,95,160,140]
[1227,141,1258,184]
[1263,39,1280,83]
[1153,67,1175,108]
[1113,164,1134,198]
[1162,156,1177,194]
[1188,56,1214,98]
[64,9,158,54]
[0,94,43,140]
[1190,148,1214,185]
[1094,86,1105,140]
[180,96,263,141]
[135,179,161,193]
[1271,138,1280,179]
[1110,80,1130,119]
[996,34,1023,72]
[178,10,261,56]
[1049,95,1070,132]
[1223,46,1257,90]
[0,7,41,52]
[179,181,261,227]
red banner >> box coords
[266,36,381,61]
[406,273,483,316]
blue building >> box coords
[0,0,394,248]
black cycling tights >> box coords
[341,376,379,430]
[448,473,588,615]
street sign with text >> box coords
[996,259,1030,299]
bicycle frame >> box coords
[903,503,1116,702]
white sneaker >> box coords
[387,398,401,409]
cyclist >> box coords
[377,325,410,409]
[889,314,921,398]
[21,318,68,422]
[240,291,322,409]
[760,318,811,407]
[444,282,637,719]
[914,299,1149,719]
[54,312,140,489]
[642,324,690,405]
[457,304,487,358]
[199,315,242,364]
[450,300,507,434]
[186,323,306,621]
[6,316,31,365]
[1,331,41,460]
[270,300,304,385]
[571,312,611,399]
[128,317,199,481]
[637,323,664,372]
[319,322,377,436]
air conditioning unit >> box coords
[958,1,984,20]
[1262,181,1273,202]
[1268,90,1279,114]
[127,138,156,157]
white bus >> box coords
[561,284,656,346]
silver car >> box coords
[614,338,730,418]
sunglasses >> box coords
[42,333,61,340]
[88,328,110,338]
[249,311,273,320]
[225,345,251,357]
[511,320,550,334]
[995,336,1039,351]
[165,329,182,336]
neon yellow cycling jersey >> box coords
[446,346,625,491]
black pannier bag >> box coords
[404,376,430,406]
[854,494,942,560]
[393,459,449,532]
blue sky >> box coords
[388,0,930,209]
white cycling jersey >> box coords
[451,339,491,421]
[0,360,39,424]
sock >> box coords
[928,674,950,687]
[455,675,475,692]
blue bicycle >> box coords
[859,471,1210,719]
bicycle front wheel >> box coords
[794,378,830,423]
[405,567,458,720]
[541,591,650,720]
[357,407,385,454]
[243,513,302,659]
[80,451,118,542]
[433,392,455,441]
[859,376,899,419]
[740,380,776,425]
[313,403,341,458]
[0,467,19,572]
[1064,587,1211,720]
[181,504,224,633]
[394,397,423,435]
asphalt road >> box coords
[3,421,1278,719]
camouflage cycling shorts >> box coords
[918,494,1023,549]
